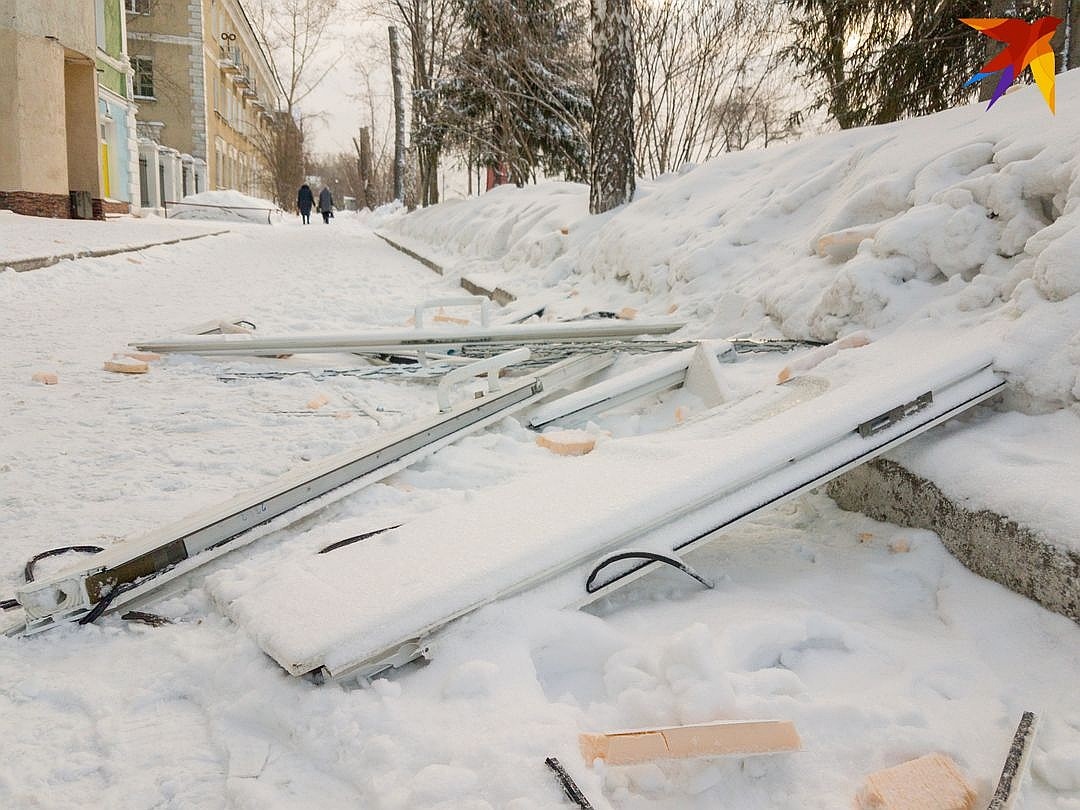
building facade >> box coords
[126,0,282,208]
[96,0,141,213]
[1,1,104,218]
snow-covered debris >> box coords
[3,65,1080,810]
[383,70,1080,550]
[384,71,1080,418]
[168,190,282,224]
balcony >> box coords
[218,45,241,73]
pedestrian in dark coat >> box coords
[318,186,334,224]
[297,184,314,224]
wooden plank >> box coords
[580,720,801,765]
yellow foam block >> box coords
[580,720,801,766]
[856,753,976,810]
[536,430,596,456]
[104,358,149,374]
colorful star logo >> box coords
[962,16,1062,113]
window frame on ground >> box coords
[125,0,151,14]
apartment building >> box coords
[126,0,283,206]
[1,0,138,218]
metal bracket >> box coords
[437,348,530,412]
[858,391,933,437]
[413,296,491,329]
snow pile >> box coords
[169,190,283,224]
[384,72,1080,418]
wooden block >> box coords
[536,430,596,457]
[581,720,801,766]
[617,307,638,320]
[104,358,149,374]
[306,394,330,410]
[32,371,59,385]
[856,753,976,810]
[858,532,875,544]
[888,538,911,554]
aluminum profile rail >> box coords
[6,351,613,636]
[528,341,736,429]
[130,320,687,358]
[234,357,1004,683]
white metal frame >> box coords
[131,320,687,358]
[7,351,613,636]
[274,363,1005,683]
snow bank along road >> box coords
[1,216,1079,809]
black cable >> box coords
[78,581,138,626]
[318,525,401,554]
[0,598,18,611]
[585,550,713,595]
[24,545,104,583]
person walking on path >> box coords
[297,184,314,224]
[318,186,334,224]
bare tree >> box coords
[591,0,636,214]
[351,39,400,207]
[247,0,341,115]
[389,25,407,201]
[633,0,790,178]
[365,0,462,205]
[246,0,341,204]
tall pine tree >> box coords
[432,0,592,186]
[784,0,1061,129]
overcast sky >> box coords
[300,16,386,158]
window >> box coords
[95,0,106,50]
[131,57,154,98]
[126,0,150,13]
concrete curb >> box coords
[460,276,517,306]
[828,458,1080,624]
[375,232,445,275]
[2,229,231,273]
[376,232,518,304]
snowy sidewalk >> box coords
[0,209,231,272]
[3,214,1080,808]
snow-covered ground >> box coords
[2,74,1080,809]
[0,209,227,265]
[384,72,1080,552]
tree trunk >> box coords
[1052,0,1079,71]
[590,0,636,214]
[354,128,374,210]
[389,25,407,203]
